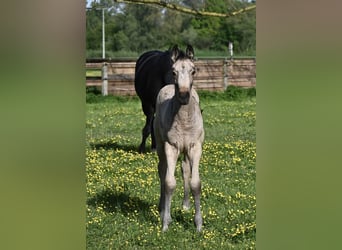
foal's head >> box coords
[170,45,196,105]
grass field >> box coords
[86,89,256,249]
[86,49,256,60]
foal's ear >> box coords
[171,45,180,63]
[186,45,195,61]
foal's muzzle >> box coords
[178,91,190,105]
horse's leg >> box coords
[161,142,178,232]
[158,162,166,221]
[189,143,203,232]
[139,103,154,153]
[182,156,191,210]
[151,115,156,151]
[157,150,166,214]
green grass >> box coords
[86,49,255,60]
[86,69,102,77]
[86,90,256,249]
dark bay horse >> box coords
[134,45,195,153]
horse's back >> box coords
[135,50,161,75]
[134,50,173,104]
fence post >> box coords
[224,58,228,90]
[228,42,233,59]
[102,62,108,96]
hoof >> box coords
[138,145,146,154]
[162,224,169,232]
[183,205,190,211]
[195,214,203,232]
[182,201,190,211]
[161,216,172,232]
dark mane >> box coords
[175,50,187,60]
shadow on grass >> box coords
[87,189,158,223]
[89,141,138,152]
[87,189,198,229]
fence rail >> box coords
[86,58,256,96]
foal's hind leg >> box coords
[139,104,154,153]
[158,158,166,214]
[182,156,191,210]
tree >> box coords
[220,2,256,54]
[86,0,256,57]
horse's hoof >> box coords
[138,146,145,154]
[161,216,172,232]
[183,205,190,211]
[195,214,203,232]
[182,201,190,211]
[162,225,169,232]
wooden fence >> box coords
[86,58,256,96]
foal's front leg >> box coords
[189,143,203,232]
[161,142,178,232]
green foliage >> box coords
[86,0,255,57]
[86,87,256,104]
[198,86,256,101]
[224,85,256,100]
[86,90,139,104]
[86,86,100,94]
[86,86,101,103]
[86,93,256,248]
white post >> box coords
[102,8,105,59]
[228,41,233,59]
[102,62,108,96]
